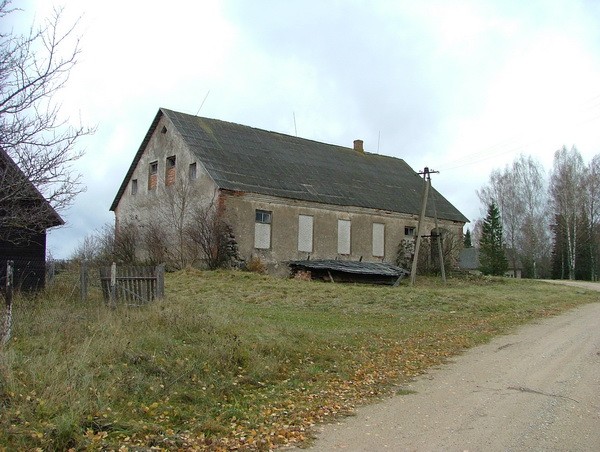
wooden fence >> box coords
[98,263,164,306]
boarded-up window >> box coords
[165,156,176,186]
[148,161,158,190]
[298,215,313,252]
[131,179,138,195]
[189,162,197,180]
[337,219,351,255]
[254,210,272,249]
[372,223,385,257]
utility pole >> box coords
[410,167,441,285]
[431,178,446,283]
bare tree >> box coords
[71,232,100,263]
[143,220,169,267]
[149,175,203,269]
[187,198,240,270]
[72,222,138,264]
[513,155,551,278]
[478,167,522,276]
[478,154,550,278]
[549,146,585,280]
[113,221,138,264]
[582,154,600,280]
[0,1,93,239]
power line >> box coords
[437,91,600,172]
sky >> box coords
[8,0,600,258]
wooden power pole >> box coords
[410,167,444,285]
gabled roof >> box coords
[0,147,64,229]
[111,108,468,223]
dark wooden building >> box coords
[0,148,63,291]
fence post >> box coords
[110,262,117,308]
[2,260,14,346]
[80,260,88,302]
[156,263,165,300]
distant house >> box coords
[458,247,522,278]
[110,108,468,272]
[0,148,63,290]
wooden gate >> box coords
[99,263,164,306]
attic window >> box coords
[189,162,197,180]
[131,179,138,195]
[161,126,167,134]
[148,161,158,190]
[165,155,176,186]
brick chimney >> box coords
[353,139,364,153]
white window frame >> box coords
[337,219,351,255]
[298,215,314,252]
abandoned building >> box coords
[0,148,64,290]
[110,108,468,272]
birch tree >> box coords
[478,154,549,277]
[582,154,600,280]
[549,146,585,280]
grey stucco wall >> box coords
[113,114,218,261]
[112,114,465,270]
[221,191,464,274]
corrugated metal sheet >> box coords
[289,260,409,277]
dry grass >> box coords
[0,269,597,450]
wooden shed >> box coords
[0,148,64,291]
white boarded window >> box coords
[254,210,272,249]
[298,215,314,252]
[338,219,351,255]
[372,223,385,257]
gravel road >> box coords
[304,283,600,451]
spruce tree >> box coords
[479,202,508,275]
[464,229,472,248]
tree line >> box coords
[475,146,600,280]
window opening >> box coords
[254,209,272,249]
[148,161,158,190]
[131,179,138,195]
[189,162,197,180]
[372,223,385,257]
[298,215,314,252]
[255,210,272,224]
[165,155,176,186]
[337,219,351,255]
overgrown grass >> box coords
[0,269,597,450]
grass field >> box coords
[0,269,597,450]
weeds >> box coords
[0,270,596,450]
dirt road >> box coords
[305,285,600,451]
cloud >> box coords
[11,0,600,256]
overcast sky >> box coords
[10,0,600,258]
